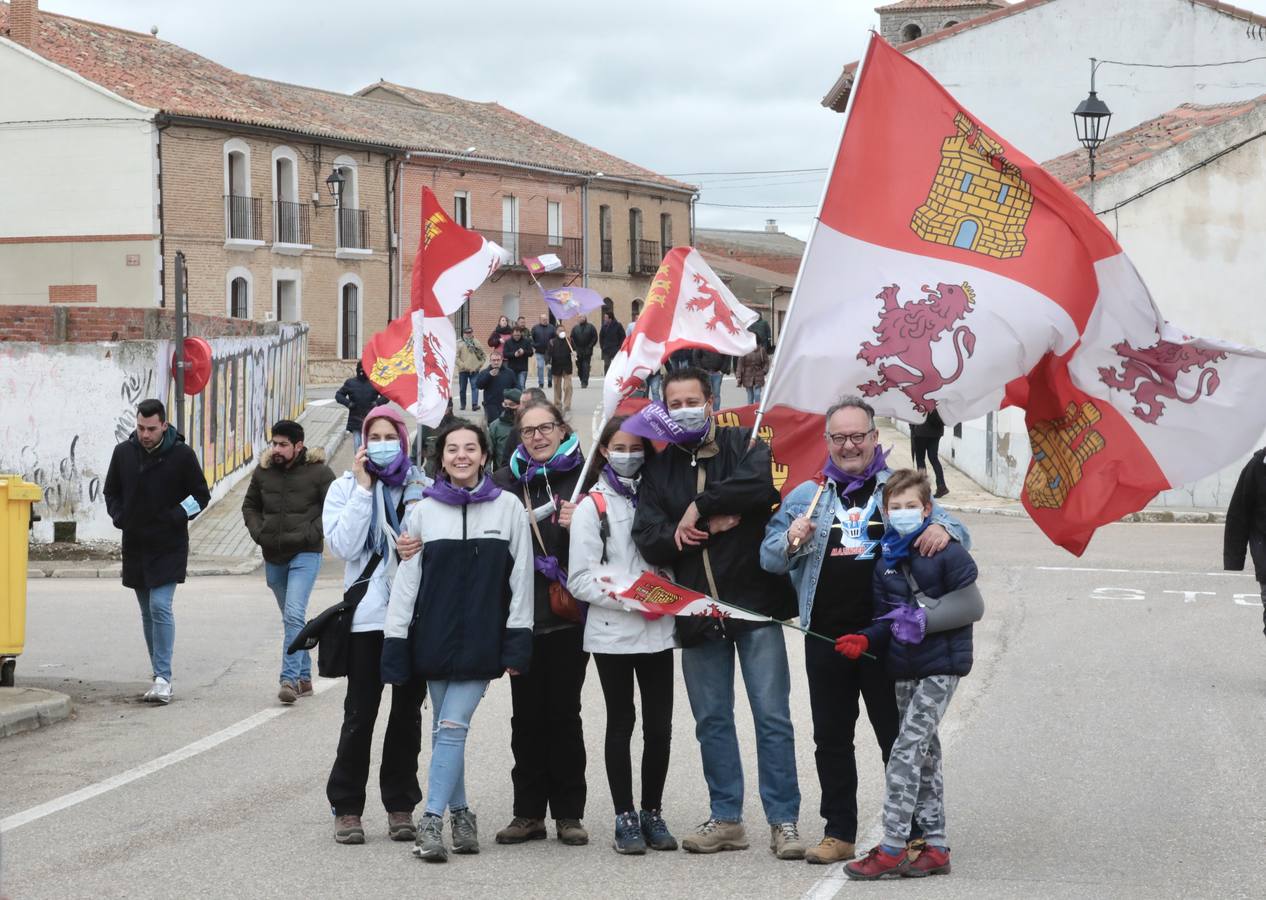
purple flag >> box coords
[542,285,604,321]
[620,402,710,445]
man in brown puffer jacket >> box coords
[242,419,336,703]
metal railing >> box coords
[337,207,370,250]
[476,230,582,270]
[225,194,262,241]
[630,239,661,275]
[600,239,613,272]
[273,200,310,245]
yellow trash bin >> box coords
[0,474,41,687]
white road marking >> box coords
[1035,566,1254,578]
[0,677,338,833]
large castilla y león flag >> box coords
[363,187,506,426]
[603,246,759,418]
[762,35,1266,554]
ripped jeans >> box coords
[423,679,489,817]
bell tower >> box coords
[876,0,1007,45]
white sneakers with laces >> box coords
[143,676,172,704]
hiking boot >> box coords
[495,816,546,844]
[278,680,298,704]
[613,811,647,855]
[144,677,172,705]
[412,813,447,862]
[903,845,951,877]
[844,845,911,880]
[639,809,678,851]
[334,814,365,845]
[387,812,415,842]
[770,822,807,860]
[806,836,856,865]
[681,818,748,854]
[297,679,314,697]
[451,807,479,854]
[934,486,950,498]
[556,819,589,846]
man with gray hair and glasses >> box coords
[760,396,968,866]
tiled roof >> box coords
[695,227,806,278]
[0,3,692,192]
[1042,94,1266,191]
[699,251,796,290]
[876,0,1005,10]
[823,0,1266,111]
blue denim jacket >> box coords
[759,470,970,627]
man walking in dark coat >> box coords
[1225,447,1266,637]
[502,324,534,391]
[570,316,598,388]
[242,419,336,704]
[531,313,556,389]
[599,310,626,374]
[335,362,388,450]
[476,349,520,425]
[104,399,211,705]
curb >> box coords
[0,687,72,738]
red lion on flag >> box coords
[1098,337,1226,424]
[420,329,451,402]
[685,273,742,335]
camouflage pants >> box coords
[882,675,959,847]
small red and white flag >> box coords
[600,570,767,622]
[523,253,563,274]
[761,35,1266,553]
[364,187,505,426]
[602,246,758,418]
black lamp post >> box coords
[1073,58,1113,184]
[325,167,345,204]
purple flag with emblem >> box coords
[542,285,604,321]
[619,402,710,445]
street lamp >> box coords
[325,167,345,203]
[1073,58,1113,184]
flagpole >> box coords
[751,31,879,441]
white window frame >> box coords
[333,154,370,257]
[271,267,302,323]
[223,138,263,248]
[453,190,471,228]
[271,145,308,252]
[337,273,365,360]
[226,266,253,319]
[547,200,562,246]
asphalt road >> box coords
[2,514,1261,899]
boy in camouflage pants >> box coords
[834,469,978,880]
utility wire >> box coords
[696,201,818,209]
[1097,55,1266,70]
[662,166,828,176]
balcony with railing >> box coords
[273,200,310,247]
[337,207,371,252]
[224,194,262,243]
[629,239,661,275]
[600,239,613,273]
[476,230,582,270]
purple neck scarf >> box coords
[822,445,889,501]
[620,403,710,446]
[366,449,411,487]
[602,465,639,506]
[509,432,583,483]
[423,475,502,506]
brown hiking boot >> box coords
[297,679,314,697]
[278,680,298,704]
[495,817,547,844]
[388,812,415,842]
[334,814,365,844]
[806,836,856,865]
[556,819,589,846]
[681,818,749,854]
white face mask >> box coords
[607,450,644,478]
[668,405,709,433]
[888,508,926,535]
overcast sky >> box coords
[39,0,1266,240]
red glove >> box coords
[834,634,869,660]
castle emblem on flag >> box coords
[1025,402,1106,509]
[856,281,977,414]
[1097,337,1226,425]
[636,585,680,606]
[911,112,1033,259]
[370,336,416,387]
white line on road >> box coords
[0,678,338,834]
[1035,566,1254,578]
[307,398,336,407]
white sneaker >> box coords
[145,676,172,704]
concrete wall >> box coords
[1,325,307,543]
[0,36,159,307]
[905,0,1266,163]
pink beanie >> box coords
[362,406,409,453]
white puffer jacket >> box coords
[568,476,676,655]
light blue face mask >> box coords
[366,441,402,467]
[888,508,926,535]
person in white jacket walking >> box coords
[568,415,679,856]
[321,407,430,846]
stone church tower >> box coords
[877,0,1007,44]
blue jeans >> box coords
[745,384,762,405]
[265,551,322,683]
[352,432,363,451]
[458,370,479,409]
[535,351,550,387]
[681,623,800,824]
[424,679,488,816]
[515,369,528,391]
[647,371,663,404]
[709,371,724,411]
[135,583,177,681]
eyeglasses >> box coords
[826,430,875,447]
[520,422,559,439]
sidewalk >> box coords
[0,687,72,737]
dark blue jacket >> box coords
[862,539,977,680]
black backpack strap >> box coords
[589,492,611,565]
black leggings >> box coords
[593,650,674,814]
[911,436,946,489]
